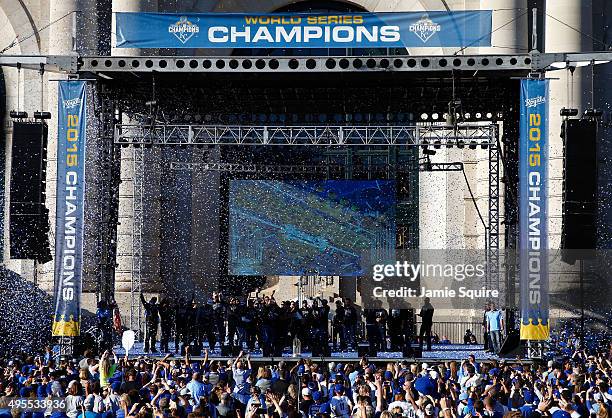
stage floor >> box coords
[112,342,499,362]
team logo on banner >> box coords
[519,78,550,341]
[52,80,87,337]
[409,15,441,43]
[169,16,200,44]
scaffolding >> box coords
[117,123,500,333]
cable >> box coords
[0,11,74,55]
[462,165,488,233]
[544,12,609,50]
[453,10,529,56]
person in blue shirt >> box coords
[187,372,211,407]
[485,303,505,354]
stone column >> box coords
[544,0,593,318]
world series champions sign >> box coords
[52,81,87,337]
[519,79,550,341]
[115,11,492,49]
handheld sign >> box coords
[122,330,135,355]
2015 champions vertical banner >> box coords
[52,81,87,337]
[519,79,550,341]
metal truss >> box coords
[168,161,463,173]
[2,51,612,76]
[130,142,145,337]
[115,124,496,146]
[487,126,500,291]
[80,54,531,74]
[0,55,77,72]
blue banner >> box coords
[52,81,87,337]
[115,11,492,49]
[519,79,550,341]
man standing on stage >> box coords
[482,302,492,352]
[175,297,189,354]
[343,298,358,349]
[159,298,174,353]
[332,299,345,350]
[485,302,504,353]
[140,293,160,353]
[418,297,434,351]
[212,292,227,349]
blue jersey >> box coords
[329,396,351,418]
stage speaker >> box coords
[357,343,369,357]
[498,330,521,356]
[560,119,597,263]
[9,122,51,262]
[221,345,232,357]
[402,343,422,358]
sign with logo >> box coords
[115,11,492,49]
[52,80,87,337]
[519,78,550,341]
[409,15,441,43]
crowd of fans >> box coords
[1,335,611,418]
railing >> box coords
[416,321,485,345]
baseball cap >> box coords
[334,383,344,393]
[459,392,469,401]
[302,388,312,397]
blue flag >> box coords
[52,81,87,337]
[519,79,549,341]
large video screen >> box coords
[229,180,396,276]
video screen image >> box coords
[229,180,396,276]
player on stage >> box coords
[140,293,160,353]
[418,297,434,351]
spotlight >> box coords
[431,113,439,120]
[421,140,429,149]
[433,140,442,149]
[420,113,429,120]
[464,112,471,120]
[583,108,603,119]
[486,112,493,119]
[560,107,579,117]
[496,111,504,119]
[445,112,456,126]
[469,140,478,149]
[446,140,454,148]
[481,142,489,149]
[9,110,28,119]
[34,111,52,119]
[457,139,465,149]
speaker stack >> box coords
[560,119,597,264]
[9,122,51,263]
